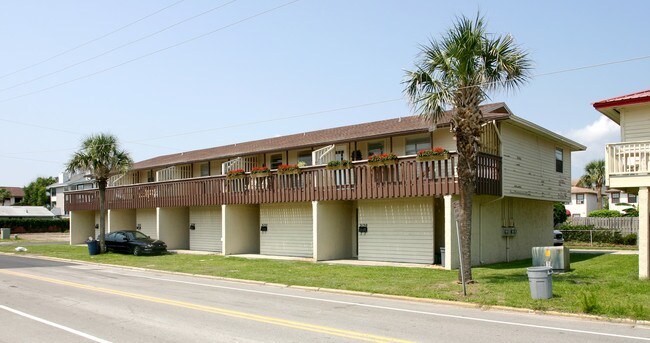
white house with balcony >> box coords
[594,89,650,279]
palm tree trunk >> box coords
[596,186,603,210]
[98,180,107,253]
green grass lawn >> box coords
[1,245,648,320]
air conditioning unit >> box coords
[532,246,570,272]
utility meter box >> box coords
[532,246,570,272]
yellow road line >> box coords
[0,269,414,343]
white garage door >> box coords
[136,209,157,239]
[260,203,312,258]
[358,198,434,264]
[189,207,222,252]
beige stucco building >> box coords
[66,103,584,269]
[595,90,650,279]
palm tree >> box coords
[67,134,132,252]
[404,14,531,283]
[578,159,606,209]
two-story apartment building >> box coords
[594,90,650,279]
[0,186,24,206]
[46,172,96,217]
[65,103,584,269]
[566,186,600,217]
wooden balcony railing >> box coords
[606,141,650,177]
[65,153,501,211]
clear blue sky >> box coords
[1,0,648,187]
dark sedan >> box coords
[105,230,167,256]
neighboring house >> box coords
[0,186,24,206]
[594,89,650,279]
[0,206,55,219]
[46,172,96,217]
[606,188,638,214]
[565,186,599,217]
[65,103,585,269]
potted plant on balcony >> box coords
[416,147,449,162]
[326,160,351,170]
[227,169,246,180]
[368,153,398,167]
[277,164,301,175]
[250,166,270,178]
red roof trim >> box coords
[593,89,650,109]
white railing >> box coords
[156,164,192,182]
[312,144,335,165]
[108,172,137,187]
[606,141,650,176]
[221,156,257,174]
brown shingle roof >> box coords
[0,186,24,197]
[132,103,510,171]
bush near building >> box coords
[558,224,637,245]
[0,218,69,233]
[587,209,622,217]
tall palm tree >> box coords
[578,159,606,209]
[404,14,531,283]
[67,134,132,252]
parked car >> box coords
[105,230,167,255]
[553,230,564,246]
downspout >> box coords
[478,120,505,264]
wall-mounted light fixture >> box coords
[189,223,196,230]
[94,224,99,229]
[260,224,268,232]
[136,224,142,231]
[358,224,368,233]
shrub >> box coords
[553,203,567,225]
[557,224,637,245]
[0,218,69,233]
[587,209,622,217]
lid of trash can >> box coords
[527,266,552,273]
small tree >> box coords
[553,203,568,226]
[20,177,57,206]
[578,160,605,209]
[67,134,132,252]
[0,188,11,205]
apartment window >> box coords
[50,188,56,196]
[576,194,585,204]
[147,170,155,182]
[405,136,431,155]
[200,163,209,177]
[297,150,312,165]
[572,214,581,218]
[555,148,563,173]
[270,154,283,169]
[77,184,84,190]
[628,193,637,203]
[335,150,345,161]
[368,141,384,157]
[611,192,620,203]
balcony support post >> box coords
[640,187,649,279]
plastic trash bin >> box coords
[1,228,10,240]
[440,247,446,267]
[86,239,100,256]
[527,266,553,299]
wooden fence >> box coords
[567,217,638,235]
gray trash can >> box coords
[1,228,10,240]
[527,266,553,299]
[440,247,445,267]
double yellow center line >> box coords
[0,269,413,343]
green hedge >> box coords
[558,224,637,245]
[0,218,69,233]
[587,209,622,217]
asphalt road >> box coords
[1,255,649,343]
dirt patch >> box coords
[13,232,68,242]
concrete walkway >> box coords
[570,248,638,255]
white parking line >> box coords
[110,271,650,341]
[0,305,112,343]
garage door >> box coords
[189,207,222,252]
[260,203,312,258]
[136,209,157,239]
[358,198,434,264]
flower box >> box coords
[368,153,398,168]
[250,166,271,178]
[277,164,301,175]
[226,169,246,180]
[326,160,351,170]
[416,147,449,162]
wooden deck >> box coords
[65,153,501,211]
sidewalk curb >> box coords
[2,252,649,327]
